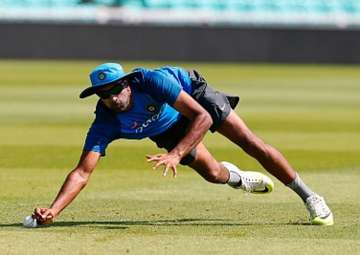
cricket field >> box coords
[0,60,359,254]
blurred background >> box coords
[1,0,360,62]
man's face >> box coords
[96,79,132,112]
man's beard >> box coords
[110,97,132,112]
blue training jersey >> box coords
[83,66,192,156]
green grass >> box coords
[0,60,360,254]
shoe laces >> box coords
[241,175,263,192]
[306,195,331,219]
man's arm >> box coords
[171,91,212,159]
[147,90,212,176]
[33,150,101,224]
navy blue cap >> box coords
[80,63,139,98]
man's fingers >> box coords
[146,153,180,178]
[34,208,44,218]
[42,210,52,218]
[173,166,177,178]
[154,160,165,170]
[163,165,169,176]
[163,165,178,177]
[146,154,163,162]
[147,157,160,163]
[41,212,54,224]
[33,208,53,222]
[146,154,163,159]
[46,214,54,220]
[145,154,153,161]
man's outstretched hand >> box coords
[146,153,181,177]
[33,208,55,225]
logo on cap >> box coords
[98,72,106,80]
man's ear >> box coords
[125,83,132,91]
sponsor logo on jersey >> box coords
[131,121,140,129]
[135,113,161,133]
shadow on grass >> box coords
[0,218,310,229]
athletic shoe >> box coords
[305,194,334,226]
[222,161,274,193]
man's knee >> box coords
[203,165,227,184]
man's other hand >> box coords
[146,153,180,177]
[33,208,55,225]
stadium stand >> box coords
[1,0,360,28]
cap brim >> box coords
[79,84,107,99]
[79,71,140,99]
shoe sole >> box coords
[251,173,274,194]
[311,213,334,226]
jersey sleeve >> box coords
[83,119,116,156]
[143,70,182,105]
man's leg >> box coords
[216,110,333,225]
[188,142,274,193]
[217,110,296,184]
